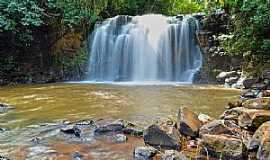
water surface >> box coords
[0,83,239,159]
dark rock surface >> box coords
[177,107,202,138]
[144,124,181,150]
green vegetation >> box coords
[0,0,269,83]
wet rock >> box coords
[161,150,187,160]
[216,71,238,82]
[144,124,181,150]
[72,152,84,160]
[94,119,124,136]
[0,156,10,160]
[134,146,157,160]
[0,103,14,112]
[243,98,270,110]
[177,107,202,138]
[243,78,257,89]
[31,137,42,144]
[200,134,243,160]
[60,125,81,137]
[199,120,234,136]
[251,83,268,90]
[113,134,127,143]
[198,113,214,124]
[123,127,144,137]
[248,121,270,159]
[75,119,96,126]
[0,128,7,133]
[241,89,260,99]
[225,76,239,85]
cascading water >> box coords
[87,14,202,83]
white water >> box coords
[87,14,202,83]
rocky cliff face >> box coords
[194,10,244,84]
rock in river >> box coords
[60,125,81,137]
[177,107,202,138]
[134,146,157,160]
[144,124,181,150]
[113,134,127,143]
[199,120,234,136]
[94,119,124,136]
[200,134,243,160]
[0,103,14,112]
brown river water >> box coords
[0,83,240,160]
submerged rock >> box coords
[161,150,187,160]
[72,152,85,160]
[0,156,10,160]
[134,146,157,160]
[144,124,181,150]
[0,103,14,112]
[94,119,124,136]
[113,134,127,143]
[123,127,144,137]
[200,134,243,160]
[177,107,202,138]
[60,125,81,137]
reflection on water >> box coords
[0,83,239,159]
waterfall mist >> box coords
[87,14,202,83]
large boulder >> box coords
[200,134,243,160]
[199,120,235,136]
[221,107,270,129]
[134,146,157,160]
[248,121,270,160]
[243,98,270,110]
[143,124,181,150]
[177,107,202,138]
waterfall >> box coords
[87,14,202,83]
